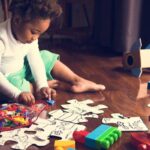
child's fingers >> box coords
[44,88,56,99]
[25,94,35,105]
[46,88,56,99]
[29,94,35,105]
[42,89,51,99]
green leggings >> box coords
[7,50,59,92]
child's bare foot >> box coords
[47,79,105,93]
[70,78,105,93]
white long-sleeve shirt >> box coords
[0,19,48,99]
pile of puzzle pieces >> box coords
[0,99,109,150]
[0,99,148,150]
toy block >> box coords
[73,124,122,150]
[96,126,122,149]
[73,130,89,144]
[54,140,76,150]
[47,99,55,105]
[131,132,150,150]
[85,124,111,149]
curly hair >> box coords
[9,0,62,21]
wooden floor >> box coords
[1,39,150,150]
[40,39,150,150]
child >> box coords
[0,0,105,105]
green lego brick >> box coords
[96,127,122,149]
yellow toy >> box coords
[13,116,29,125]
[54,140,76,150]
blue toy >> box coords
[47,99,55,105]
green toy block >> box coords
[96,127,122,149]
[85,124,122,149]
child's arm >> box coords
[27,41,48,91]
[0,41,21,100]
[26,40,53,99]
[0,72,22,99]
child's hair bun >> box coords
[9,0,62,21]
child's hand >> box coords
[17,92,35,105]
[40,87,56,99]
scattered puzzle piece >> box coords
[49,109,98,123]
[147,104,150,107]
[35,117,86,139]
[0,127,49,150]
[61,99,108,115]
[102,114,148,131]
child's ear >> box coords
[13,15,22,26]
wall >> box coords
[0,1,4,22]
[140,0,150,47]
[72,0,94,28]
[93,0,142,53]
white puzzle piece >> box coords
[111,113,129,119]
[102,115,148,131]
[61,99,108,115]
[34,117,86,139]
[0,127,50,150]
[49,109,98,123]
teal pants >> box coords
[7,50,59,92]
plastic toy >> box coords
[0,102,47,131]
[73,124,122,149]
[47,99,55,105]
[131,132,150,150]
[54,140,76,150]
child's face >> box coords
[12,17,51,44]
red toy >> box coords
[131,132,150,150]
[0,101,48,131]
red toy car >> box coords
[131,132,150,150]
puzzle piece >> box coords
[102,114,148,131]
[61,99,108,115]
[49,109,98,123]
[0,127,49,150]
[111,113,129,119]
[35,117,86,139]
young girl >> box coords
[0,0,105,105]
